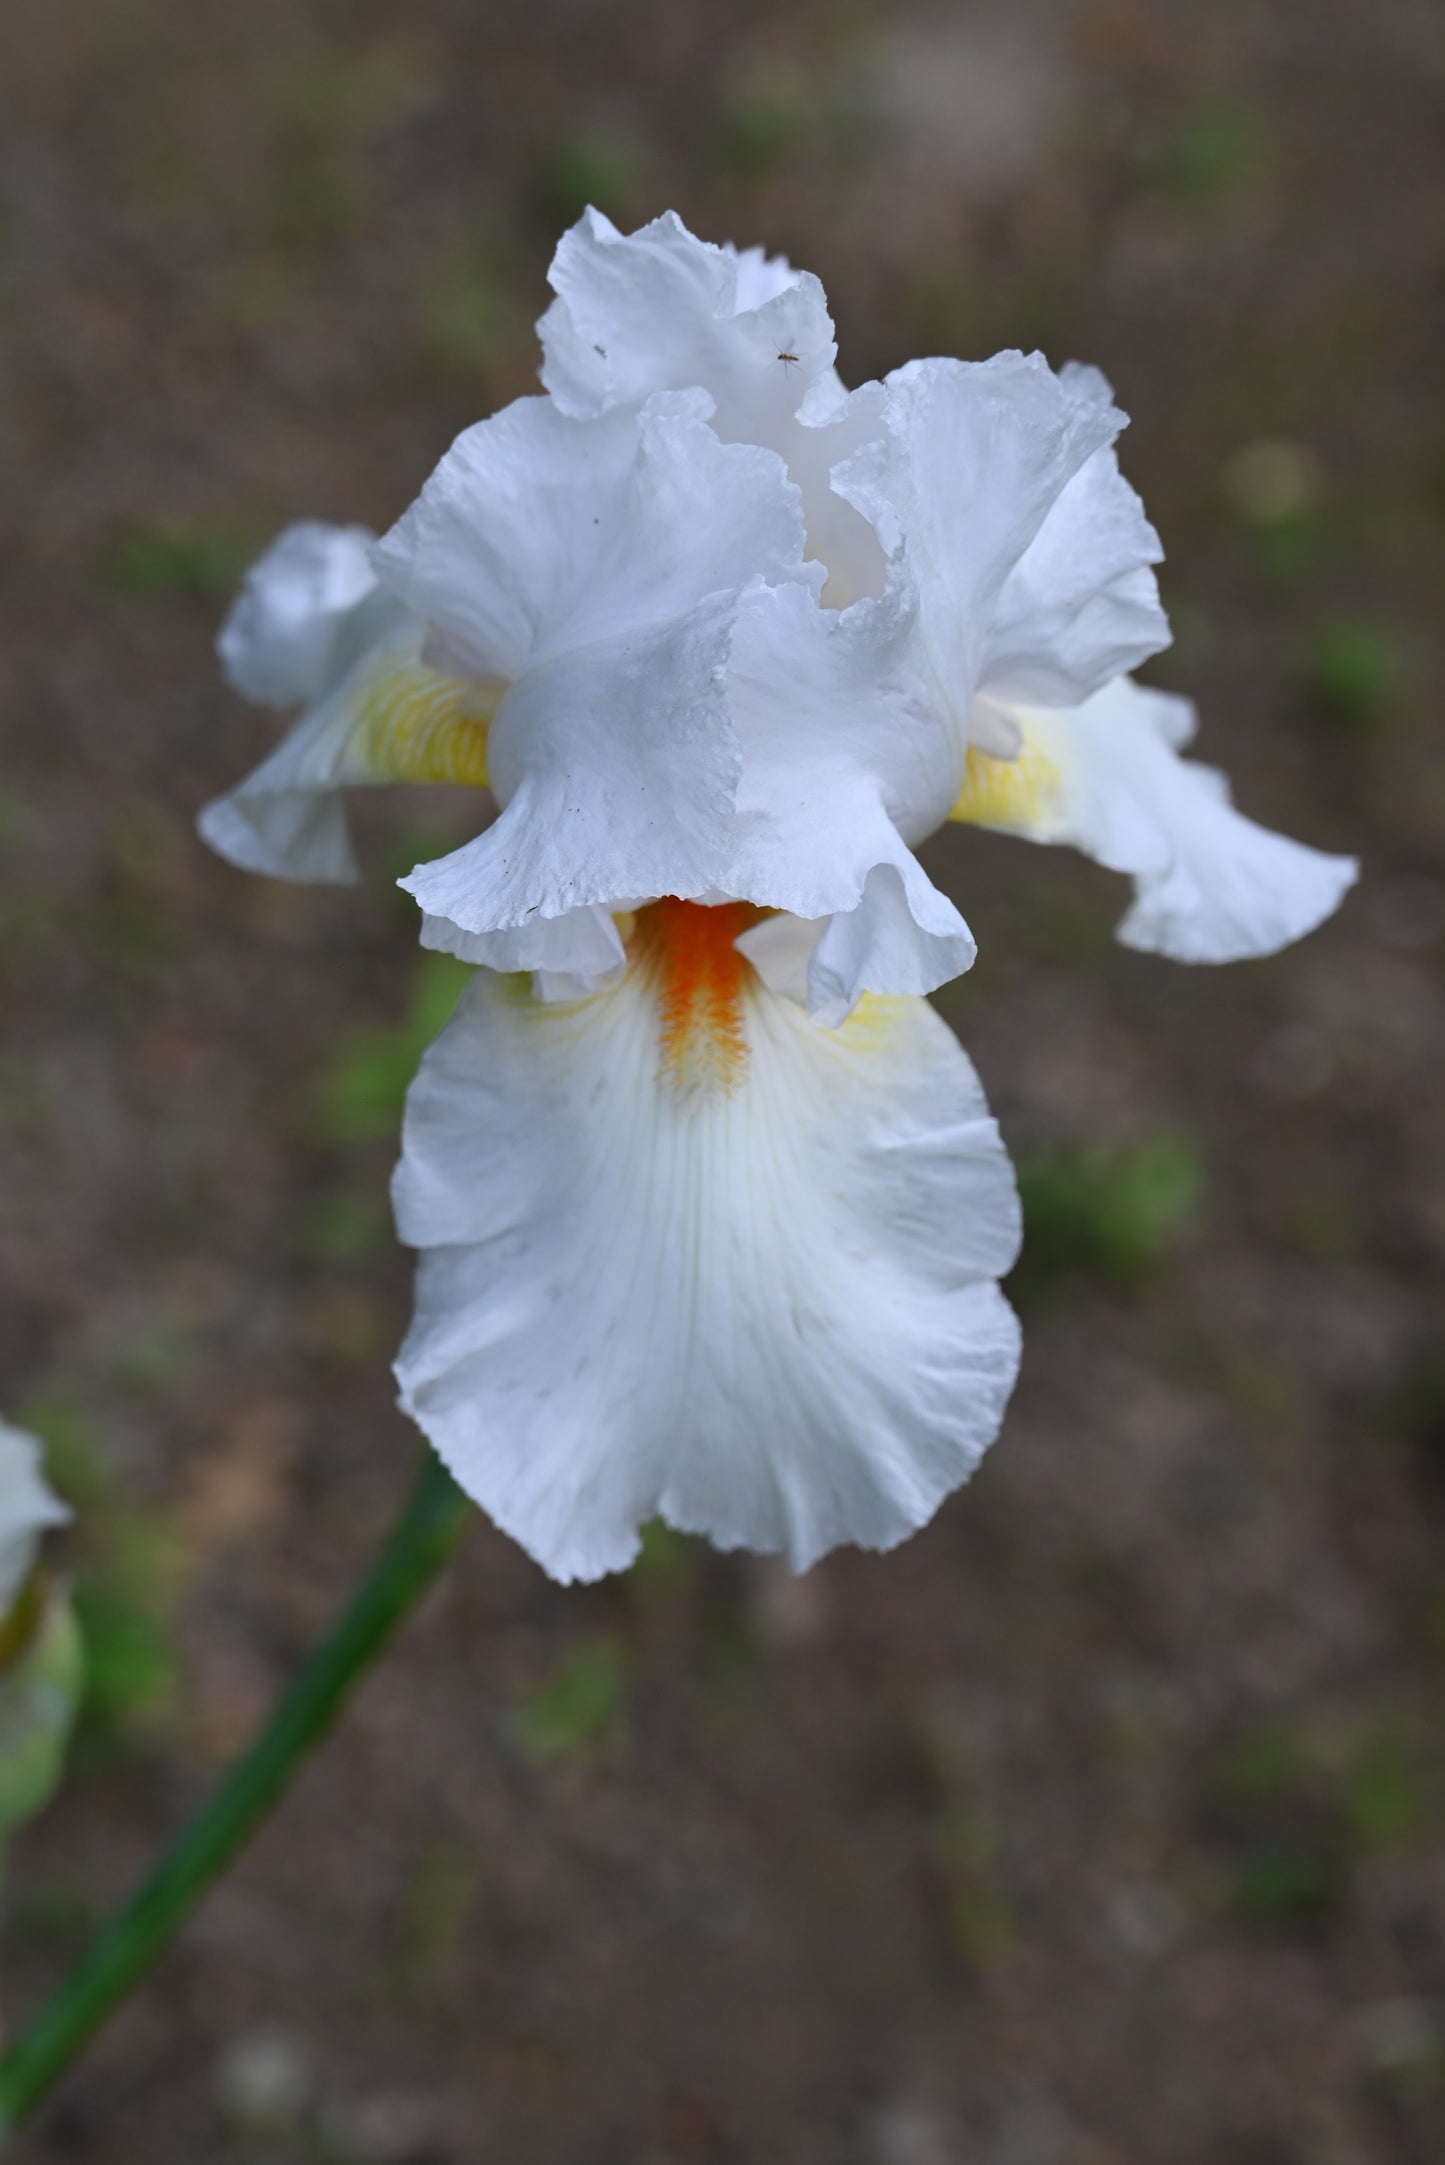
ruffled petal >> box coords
[539,209,887,603]
[835,354,1166,743]
[540,208,837,439]
[723,581,975,1019]
[952,676,1358,961]
[393,900,1022,1582]
[217,522,380,708]
[727,241,800,312]
[200,615,497,883]
[0,1419,70,1622]
[375,393,808,939]
[982,365,1169,704]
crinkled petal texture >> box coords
[723,581,976,1023]
[202,524,497,884]
[540,208,888,605]
[0,1420,69,1622]
[836,354,1170,754]
[953,676,1358,961]
[393,901,1022,1582]
[373,393,809,969]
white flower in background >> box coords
[0,1418,69,1626]
[393,898,1021,1582]
[0,1419,80,1850]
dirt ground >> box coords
[1,0,1443,2159]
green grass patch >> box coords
[512,1640,627,1764]
[1013,1133,1205,1300]
[313,951,472,1146]
[98,517,258,604]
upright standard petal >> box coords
[0,1420,69,1622]
[835,353,1169,757]
[539,208,888,604]
[373,393,809,959]
[952,675,1358,961]
[393,899,1022,1582]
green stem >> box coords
[0,1453,470,2138]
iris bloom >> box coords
[201,211,1355,1579]
[0,1418,80,1847]
[0,1418,68,1626]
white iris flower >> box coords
[198,210,1356,1582]
[0,1419,69,1626]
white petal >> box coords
[539,209,886,602]
[953,676,1358,962]
[201,614,496,884]
[376,395,808,938]
[727,241,800,312]
[393,902,1022,1582]
[419,902,626,983]
[724,581,975,1018]
[983,364,1168,704]
[540,209,837,440]
[835,353,1165,734]
[0,1419,69,1622]
[217,522,380,708]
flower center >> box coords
[632,898,758,1099]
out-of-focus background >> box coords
[1,0,1441,2158]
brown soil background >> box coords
[1,0,1442,2159]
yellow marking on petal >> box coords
[356,663,495,788]
[948,732,1060,830]
[833,990,911,1055]
[633,898,759,1100]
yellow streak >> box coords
[948,733,1059,830]
[356,663,494,788]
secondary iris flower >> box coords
[0,1418,81,1850]
[393,898,1022,1581]
[0,1418,68,1625]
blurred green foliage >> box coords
[1155,98,1264,209]
[423,231,530,376]
[933,1803,1014,1966]
[711,73,820,182]
[627,1518,703,1595]
[99,517,258,604]
[535,127,652,233]
[512,1640,627,1764]
[392,1839,479,2001]
[0,1589,84,1853]
[1308,617,1405,729]
[1013,1134,1205,1301]
[20,1396,182,1748]
[313,951,472,1146]
[299,1185,394,1267]
[1205,1713,1436,1931]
